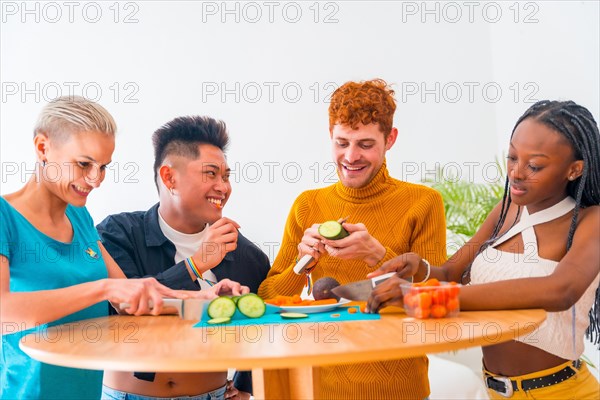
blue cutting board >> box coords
[194,304,380,328]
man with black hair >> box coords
[97,116,269,400]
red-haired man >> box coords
[259,79,447,399]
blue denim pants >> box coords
[101,384,226,400]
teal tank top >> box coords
[1,197,108,399]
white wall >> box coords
[1,0,599,382]
[2,1,598,254]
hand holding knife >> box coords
[293,216,349,275]
[118,298,208,320]
[331,272,398,301]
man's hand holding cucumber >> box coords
[297,220,387,268]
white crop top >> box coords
[470,196,599,360]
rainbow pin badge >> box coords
[85,247,99,259]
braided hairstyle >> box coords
[462,100,600,344]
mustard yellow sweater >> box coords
[258,163,447,399]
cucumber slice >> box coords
[207,297,236,319]
[236,294,266,318]
[207,317,231,324]
[318,220,349,240]
[231,296,241,304]
[280,312,309,319]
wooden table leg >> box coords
[252,368,266,399]
[256,366,314,399]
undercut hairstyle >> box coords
[152,116,230,189]
[462,100,600,345]
[34,96,116,142]
[328,79,397,137]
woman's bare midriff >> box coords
[103,371,227,397]
[483,340,569,376]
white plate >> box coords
[278,299,351,314]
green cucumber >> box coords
[207,317,231,324]
[236,293,266,318]
[207,296,236,319]
[318,220,349,240]
[280,312,309,319]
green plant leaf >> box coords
[424,165,505,257]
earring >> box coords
[568,176,575,181]
[169,187,175,195]
[41,159,47,167]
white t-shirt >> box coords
[157,212,218,290]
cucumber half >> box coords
[318,220,349,240]
[236,294,266,318]
[207,296,236,319]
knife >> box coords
[293,254,317,275]
[331,272,398,301]
[119,298,209,320]
[293,216,350,275]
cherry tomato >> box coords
[446,298,459,312]
[431,289,448,305]
[430,304,447,318]
[414,308,431,319]
[425,278,441,287]
[417,292,432,309]
[403,293,418,309]
[447,282,460,297]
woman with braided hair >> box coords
[368,100,600,399]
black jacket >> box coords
[97,203,270,392]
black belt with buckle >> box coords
[484,359,582,397]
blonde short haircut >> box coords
[34,96,117,142]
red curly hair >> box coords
[328,79,396,137]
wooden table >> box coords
[20,309,545,399]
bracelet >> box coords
[418,258,431,283]
[186,257,202,280]
[186,257,216,287]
